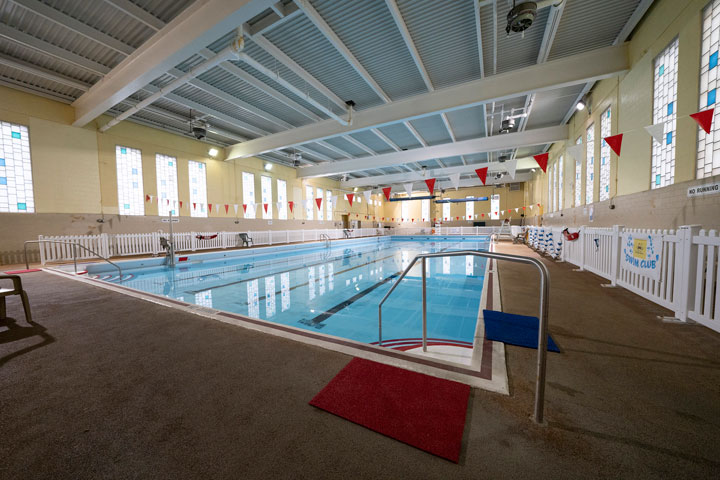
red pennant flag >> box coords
[165,199,169,206]
[242,204,247,213]
[288,201,294,213]
[494,211,498,216]
[315,198,322,210]
[346,194,354,206]
[382,187,392,201]
[412,218,414,222]
[522,206,526,210]
[691,108,714,134]
[456,216,459,220]
[224,204,229,214]
[392,218,394,221]
[193,202,196,210]
[263,203,268,213]
[424,178,436,195]
[475,167,488,185]
[179,201,183,209]
[208,203,213,213]
[145,194,150,202]
[604,134,624,156]
[533,153,549,172]
[481,213,485,217]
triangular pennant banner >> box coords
[403,182,413,197]
[424,178,436,196]
[363,190,371,203]
[179,201,183,209]
[233,204,238,215]
[288,201,294,213]
[208,203,213,213]
[263,203,268,213]
[449,173,461,190]
[382,187,392,201]
[475,167,488,185]
[644,123,666,145]
[276,202,282,210]
[242,204,247,213]
[192,202,196,210]
[604,134,623,156]
[224,204,229,214]
[315,198,323,210]
[346,194,354,207]
[691,108,714,134]
[533,153,549,172]
[506,158,518,180]
[515,207,519,213]
[145,194,150,202]
[566,144,583,162]
[166,199,169,206]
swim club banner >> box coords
[621,232,662,281]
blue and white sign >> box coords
[621,232,662,281]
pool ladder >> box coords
[23,239,123,279]
[320,233,331,248]
[377,250,550,424]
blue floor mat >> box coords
[483,310,560,352]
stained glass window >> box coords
[155,154,178,217]
[574,137,582,207]
[261,175,272,219]
[586,124,595,205]
[0,121,34,212]
[189,161,207,217]
[116,145,144,215]
[243,172,255,218]
[600,107,612,200]
[652,38,679,188]
[277,179,287,220]
[698,2,720,178]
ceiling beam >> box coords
[298,125,567,177]
[99,0,165,31]
[384,0,433,91]
[72,0,277,126]
[0,53,91,91]
[368,173,533,193]
[341,158,537,188]
[226,44,628,159]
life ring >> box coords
[562,228,579,241]
[195,234,218,240]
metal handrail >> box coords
[320,233,331,248]
[24,240,123,279]
[377,250,550,424]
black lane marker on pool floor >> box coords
[301,272,402,328]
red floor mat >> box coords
[309,358,470,462]
[4,269,42,274]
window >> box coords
[554,161,559,211]
[600,107,612,200]
[491,194,499,219]
[548,163,553,212]
[0,121,34,212]
[189,161,208,217]
[574,137,582,207]
[653,39,679,187]
[558,155,564,211]
[443,202,450,220]
[261,175,272,219]
[326,189,332,221]
[116,145,144,215]
[465,196,474,219]
[305,185,313,220]
[585,124,595,205]
[317,187,324,221]
[156,154,178,217]
[699,3,720,178]
[401,199,410,220]
[277,179,287,220]
[421,199,430,222]
[242,172,255,218]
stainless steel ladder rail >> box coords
[24,240,123,279]
[320,233,331,248]
[377,250,550,424]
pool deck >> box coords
[1,242,719,478]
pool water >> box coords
[95,237,490,346]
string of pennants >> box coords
[347,202,543,223]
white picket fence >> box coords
[527,225,720,334]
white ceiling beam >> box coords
[367,173,533,192]
[226,44,628,159]
[384,0,433,91]
[294,0,391,103]
[9,0,134,55]
[0,54,90,91]
[371,128,401,151]
[405,122,429,147]
[247,2,301,36]
[0,77,75,103]
[341,158,536,188]
[99,0,165,31]
[298,125,567,177]
[343,135,377,155]
[0,23,110,75]
[72,0,277,126]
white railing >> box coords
[526,224,720,334]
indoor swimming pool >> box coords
[86,236,491,347]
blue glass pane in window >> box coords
[658,64,664,75]
[161,193,166,199]
[607,110,611,118]
[0,177,6,185]
[590,173,593,180]
[17,202,26,210]
[655,175,661,185]
[199,163,203,168]
[602,157,606,165]
[667,102,673,115]
[193,189,197,195]
[168,161,173,166]
[0,158,5,166]
[711,51,719,70]
[11,132,20,139]
[124,204,130,209]
[121,148,127,154]
[161,180,166,186]
[132,182,138,188]
[171,210,175,215]
[666,132,672,145]
[708,89,716,106]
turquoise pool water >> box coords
[93,237,490,346]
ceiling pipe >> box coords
[99,30,245,133]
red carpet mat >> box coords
[309,358,470,462]
[4,269,42,274]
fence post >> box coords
[191,232,197,251]
[101,233,110,258]
[673,225,701,322]
[575,226,586,272]
[268,230,272,245]
[609,225,624,286]
[37,234,45,265]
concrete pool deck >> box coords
[1,242,719,478]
